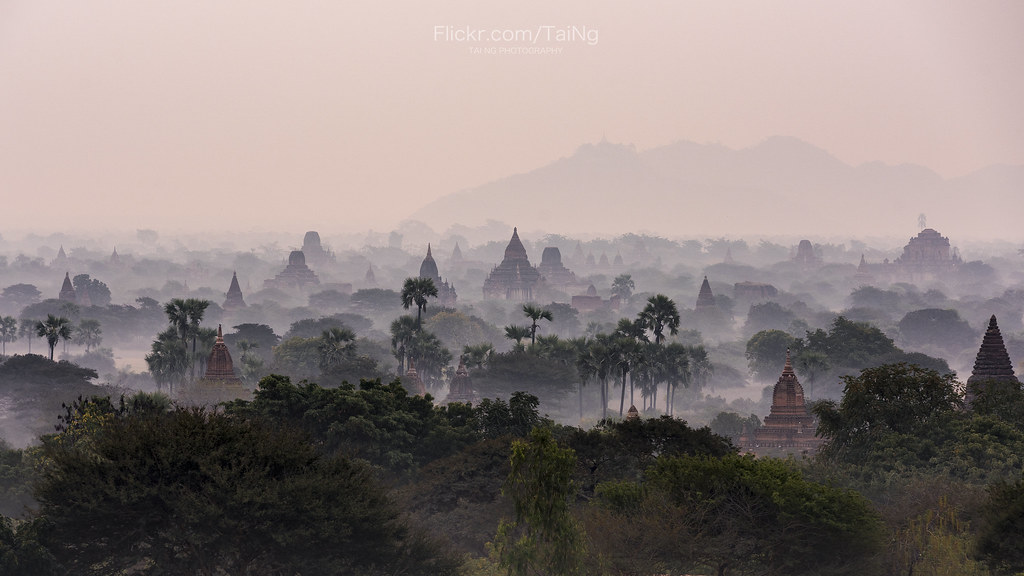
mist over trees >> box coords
[1,225,1023,573]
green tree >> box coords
[235,340,266,385]
[223,323,279,364]
[577,334,614,420]
[350,288,402,314]
[493,427,585,576]
[318,326,356,372]
[71,274,111,307]
[742,301,798,336]
[407,329,452,392]
[638,294,680,344]
[34,315,71,361]
[192,326,218,377]
[0,316,18,356]
[401,277,438,328]
[18,319,36,354]
[610,274,635,304]
[144,327,189,394]
[462,342,494,369]
[391,315,419,374]
[0,516,58,575]
[709,411,761,444]
[522,304,553,346]
[162,298,210,382]
[611,333,645,417]
[647,454,885,576]
[975,478,1024,575]
[1,283,41,313]
[504,325,532,350]
[36,405,460,575]
[73,318,102,352]
[814,363,962,468]
[793,349,829,400]
[898,308,978,355]
[745,329,796,381]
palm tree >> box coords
[504,325,532,351]
[318,327,356,372]
[74,318,103,352]
[661,343,691,415]
[390,315,419,374]
[35,314,72,361]
[795,350,829,400]
[462,342,494,369]
[686,344,713,391]
[611,335,645,417]
[578,334,614,420]
[0,316,18,357]
[638,294,680,344]
[407,329,452,392]
[145,327,189,394]
[610,274,635,304]
[193,327,218,377]
[163,298,210,382]
[522,304,554,346]
[400,277,438,328]
[236,340,265,385]
[19,319,36,354]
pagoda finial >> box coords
[785,348,793,371]
[427,243,432,257]
[217,324,223,340]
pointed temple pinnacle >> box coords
[784,348,793,371]
[217,324,223,341]
[427,243,432,257]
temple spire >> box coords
[966,315,1020,404]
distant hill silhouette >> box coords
[410,136,1023,239]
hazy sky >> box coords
[2,1,1022,237]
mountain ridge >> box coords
[409,136,1022,240]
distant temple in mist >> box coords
[264,251,320,291]
[223,272,246,310]
[537,247,578,290]
[418,244,457,307]
[483,228,543,301]
[301,231,334,266]
[58,272,76,302]
[856,228,963,285]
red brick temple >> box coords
[741,350,822,453]
[445,359,477,405]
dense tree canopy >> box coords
[35,402,460,575]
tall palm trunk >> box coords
[619,370,627,417]
[601,378,607,420]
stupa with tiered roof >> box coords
[223,272,246,310]
[966,315,1020,405]
[482,228,543,301]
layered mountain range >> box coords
[410,136,1023,239]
